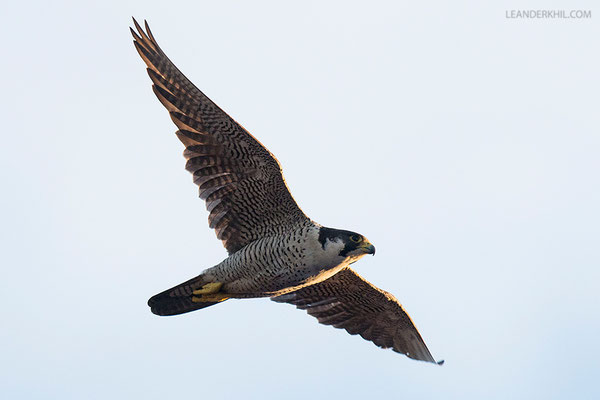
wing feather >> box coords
[272,268,443,364]
[131,18,310,253]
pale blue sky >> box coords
[1,1,599,399]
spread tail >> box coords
[148,275,228,316]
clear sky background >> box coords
[1,1,599,399]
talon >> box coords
[192,294,229,303]
[192,282,223,295]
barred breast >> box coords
[201,223,347,297]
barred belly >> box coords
[201,224,346,297]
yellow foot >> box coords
[192,282,223,296]
[191,282,228,303]
[191,294,229,303]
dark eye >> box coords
[350,235,362,243]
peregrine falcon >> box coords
[131,18,442,364]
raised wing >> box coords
[131,19,310,254]
[272,268,443,364]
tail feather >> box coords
[148,275,226,316]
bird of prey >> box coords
[131,18,442,364]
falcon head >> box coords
[318,227,376,260]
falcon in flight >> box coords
[131,18,442,364]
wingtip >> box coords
[144,19,156,41]
[131,16,142,32]
[436,359,445,366]
[129,26,140,41]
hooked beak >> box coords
[360,241,376,255]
